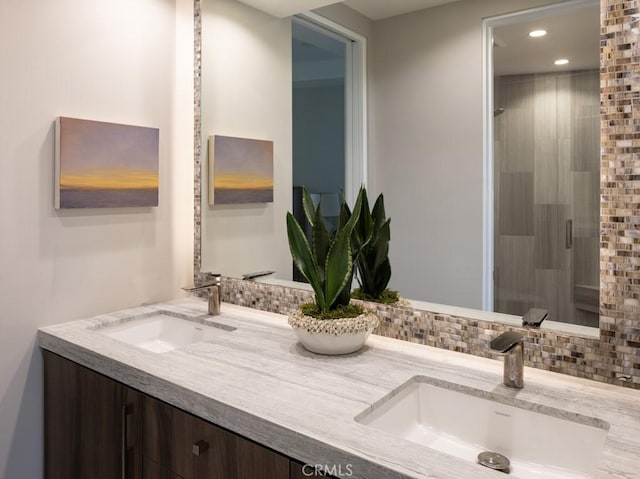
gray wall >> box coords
[371,0,561,308]
[0,0,194,477]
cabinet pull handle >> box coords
[121,404,133,479]
[193,440,209,456]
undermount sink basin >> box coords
[97,312,235,353]
[356,376,609,479]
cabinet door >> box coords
[290,461,307,479]
[190,413,233,478]
[143,396,194,478]
[43,351,142,479]
[143,395,233,478]
[143,457,186,479]
[233,435,289,479]
[144,394,288,479]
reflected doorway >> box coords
[291,15,365,282]
[487,1,600,327]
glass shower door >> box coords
[493,70,599,327]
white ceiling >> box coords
[234,0,598,76]
[343,0,462,20]
[493,5,599,75]
[235,0,335,18]
[235,0,462,19]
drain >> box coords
[477,451,510,473]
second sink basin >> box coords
[97,312,235,353]
[356,376,609,479]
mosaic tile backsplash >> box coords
[193,0,640,390]
[213,276,633,388]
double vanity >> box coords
[38,299,640,478]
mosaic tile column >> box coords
[600,0,640,384]
[194,0,203,274]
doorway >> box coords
[291,15,366,281]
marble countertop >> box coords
[38,299,640,479]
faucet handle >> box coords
[241,270,276,281]
[522,308,548,327]
[182,275,222,316]
[182,275,221,292]
[490,331,523,353]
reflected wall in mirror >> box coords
[198,0,600,328]
[200,0,293,280]
[490,1,600,327]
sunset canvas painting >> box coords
[209,135,273,205]
[55,117,159,208]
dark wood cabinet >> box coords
[143,394,288,478]
[233,432,290,479]
[44,350,142,479]
[143,395,233,479]
[143,458,185,479]
[291,461,312,479]
[44,351,298,479]
[143,396,194,478]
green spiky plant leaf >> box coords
[302,188,317,227]
[345,187,394,301]
[286,213,326,310]
[286,187,363,314]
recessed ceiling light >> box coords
[554,58,570,65]
[529,30,547,38]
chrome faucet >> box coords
[522,308,548,327]
[490,331,524,388]
[182,275,222,316]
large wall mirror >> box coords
[196,0,602,334]
[486,0,600,328]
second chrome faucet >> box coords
[490,331,524,388]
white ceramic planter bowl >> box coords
[292,328,373,355]
[288,309,379,355]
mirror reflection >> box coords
[492,5,600,327]
[291,17,349,282]
[199,0,600,329]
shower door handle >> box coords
[566,219,573,249]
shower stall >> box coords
[493,70,600,327]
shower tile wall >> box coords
[494,70,600,326]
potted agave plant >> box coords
[346,189,400,304]
[286,188,379,355]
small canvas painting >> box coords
[55,117,159,209]
[209,135,274,205]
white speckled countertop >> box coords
[38,299,640,479]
